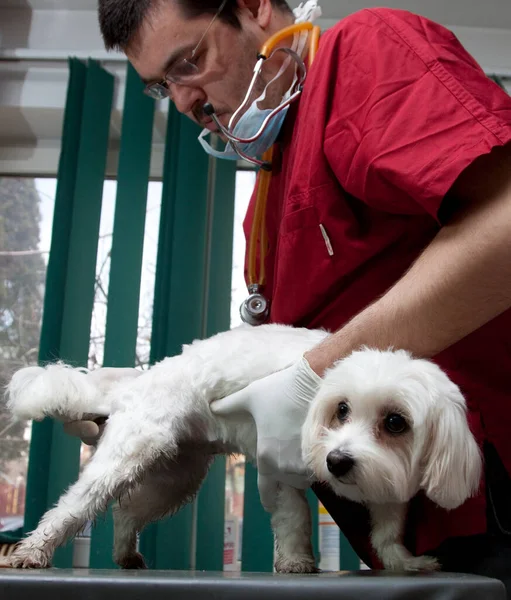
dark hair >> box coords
[98,0,292,51]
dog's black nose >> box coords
[326,450,355,477]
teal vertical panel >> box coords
[140,504,194,569]
[140,106,183,569]
[161,116,209,356]
[241,463,274,572]
[89,63,155,569]
[53,58,114,567]
[204,158,236,338]
[195,456,226,571]
[24,58,87,539]
[140,105,210,569]
[138,524,157,566]
[36,58,86,365]
[148,106,180,367]
[23,58,114,569]
[306,489,319,567]
[339,533,361,571]
[101,63,155,366]
[58,59,113,366]
[195,156,237,571]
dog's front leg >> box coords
[11,465,118,568]
[271,485,318,573]
[11,414,171,569]
[368,502,439,571]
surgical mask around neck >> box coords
[198,50,297,162]
[198,102,289,161]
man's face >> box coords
[128,1,288,132]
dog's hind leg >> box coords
[112,492,147,570]
[272,485,318,573]
[10,413,176,569]
[113,450,212,569]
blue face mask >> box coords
[198,102,289,161]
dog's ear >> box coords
[420,385,482,510]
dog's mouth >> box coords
[334,475,356,486]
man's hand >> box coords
[305,143,511,376]
[63,418,106,446]
[210,356,322,511]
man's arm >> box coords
[305,143,511,376]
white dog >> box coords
[5,324,482,572]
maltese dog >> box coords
[5,324,481,572]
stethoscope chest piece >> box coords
[240,284,270,326]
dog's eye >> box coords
[337,401,350,421]
[385,413,408,434]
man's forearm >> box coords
[305,144,511,376]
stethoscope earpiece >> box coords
[203,102,215,117]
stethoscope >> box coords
[204,22,321,325]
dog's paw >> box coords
[116,552,148,570]
[275,556,319,574]
[401,554,440,572]
[10,547,51,569]
[0,556,13,568]
[383,554,439,572]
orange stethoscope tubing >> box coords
[247,24,321,288]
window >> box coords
[0,177,56,535]
[223,167,256,571]
[80,181,162,468]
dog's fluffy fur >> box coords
[5,324,482,572]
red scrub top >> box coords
[243,8,511,565]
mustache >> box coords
[192,103,207,125]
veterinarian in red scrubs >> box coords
[69,0,511,592]
[234,6,511,575]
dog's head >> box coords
[302,348,482,508]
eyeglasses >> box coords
[144,0,228,100]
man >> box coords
[69,0,511,590]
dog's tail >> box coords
[5,363,111,422]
